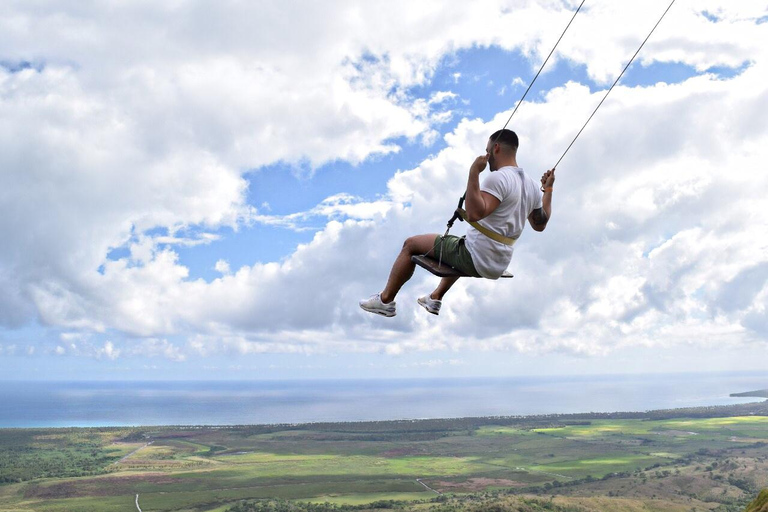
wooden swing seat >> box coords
[411,255,513,279]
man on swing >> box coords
[360,129,555,317]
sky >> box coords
[0,0,767,381]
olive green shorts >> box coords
[432,235,481,278]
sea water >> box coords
[0,372,765,428]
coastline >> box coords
[731,389,768,399]
[1,398,767,432]
[2,374,766,429]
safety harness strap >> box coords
[457,209,517,246]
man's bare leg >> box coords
[380,234,438,304]
[430,276,460,301]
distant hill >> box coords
[731,389,768,398]
[746,489,768,512]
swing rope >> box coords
[495,0,587,139]
[552,0,677,169]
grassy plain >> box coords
[1,403,767,511]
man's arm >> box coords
[528,168,555,232]
[464,155,501,222]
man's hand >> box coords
[531,168,555,231]
[470,154,488,175]
[464,153,499,222]
[540,168,556,189]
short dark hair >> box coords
[489,129,519,152]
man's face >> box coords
[486,140,496,171]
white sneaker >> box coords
[417,295,442,316]
[359,293,396,317]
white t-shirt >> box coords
[464,166,543,279]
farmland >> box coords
[1,402,768,511]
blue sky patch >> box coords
[0,60,43,73]
[705,61,752,79]
[172,224,317,281]
[409,46,599,118]
[105,246,131,262]
[619,61,699,87]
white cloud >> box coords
[401,359,465,368]
[154,233,221,247]
[126,339,186,362]
[252,194,396,231]
[0,344,15,356]
[214,260,231,275]
[428,91,458,105]
[1,1,767,363]
[60,332,88,342]
[546,0,766,83]
[46,337,185,362]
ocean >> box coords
[0,372,765,428]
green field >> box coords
[1,403,768,511]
